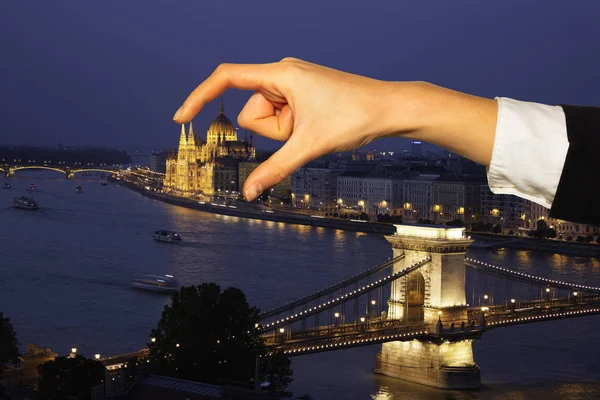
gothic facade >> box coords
[163,103,256,195]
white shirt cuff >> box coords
[487,97,569,209]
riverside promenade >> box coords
[116,179,397,235]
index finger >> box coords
[173,63,277,123]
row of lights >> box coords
[488,308,600,327]
[262,257,431,330]
[272,303,376,336]
[479,290,581,312]
[267,330,428,356]
[466,258,600,292]
[70,347,102,360]
[261,255,400,316]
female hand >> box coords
[172,58,419,201]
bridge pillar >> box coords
[374,224,480,389]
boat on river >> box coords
[28,183,36,191]
[3,183,11,189]
[76,185,84,193]
[153,230,182,243]
[13,196,39,210]
[130,274,179,294]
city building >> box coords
[163,102,255,195]
[149,152,167,173]
[431,176,466,224]
[401,175,437,222]
[239,161,291,199]
[292,164,342,211]
[336,172,396,216]
[479,185,525,228]
[411,141,423,156]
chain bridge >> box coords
[257,224,600,389]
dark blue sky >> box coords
[1,1,599,152]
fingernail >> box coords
[245,182,263,201]
[173,106,183,121]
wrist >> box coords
[377,81,497,166]
[374,81,431,140]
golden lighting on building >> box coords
[433,204,441,212]
[404,202,412,210]
[458,207,464,215]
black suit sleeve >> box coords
[549,105,600,226]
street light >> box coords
[71,348,77,354]
[371,300,376,306]
[483,294,488,300]
[176,343,180,348]
[334,312,340,318]
[94,354,101,360]
[546,287,551,293]
[279,328,285,334]
[438,310,442,316]
[510,299,516,304]
[151,337,156,343]
[573,291,578,296]
[360,317,366,323]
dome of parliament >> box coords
[207,101,236,140]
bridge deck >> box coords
[265,319,427,356]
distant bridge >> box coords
[1,163,121,178]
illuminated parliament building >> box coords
[163,102,256,195]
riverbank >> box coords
[469,232,600,258]
[116,179,397,235]
[116,178,599,258]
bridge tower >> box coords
[374,224,480,389]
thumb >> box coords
[243,138,312,202]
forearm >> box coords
[380,82,498,167]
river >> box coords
[2,171,600,400]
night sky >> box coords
[1,1,599,152]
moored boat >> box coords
[28,183,36,191]
[76,185,84,193]
[153,230,182,243]
[130,274,179,294]
[3,183,11,189]
[13,196,39,210]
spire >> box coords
[219,97,224,115]
[244,131,248,142]
[187,121,195,146]
[250,131,254,147]
[179,124,187,146]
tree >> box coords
[0,313,20,398]
[37,356,106,400]
[534,219,551,239]
[148,284,292,392]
